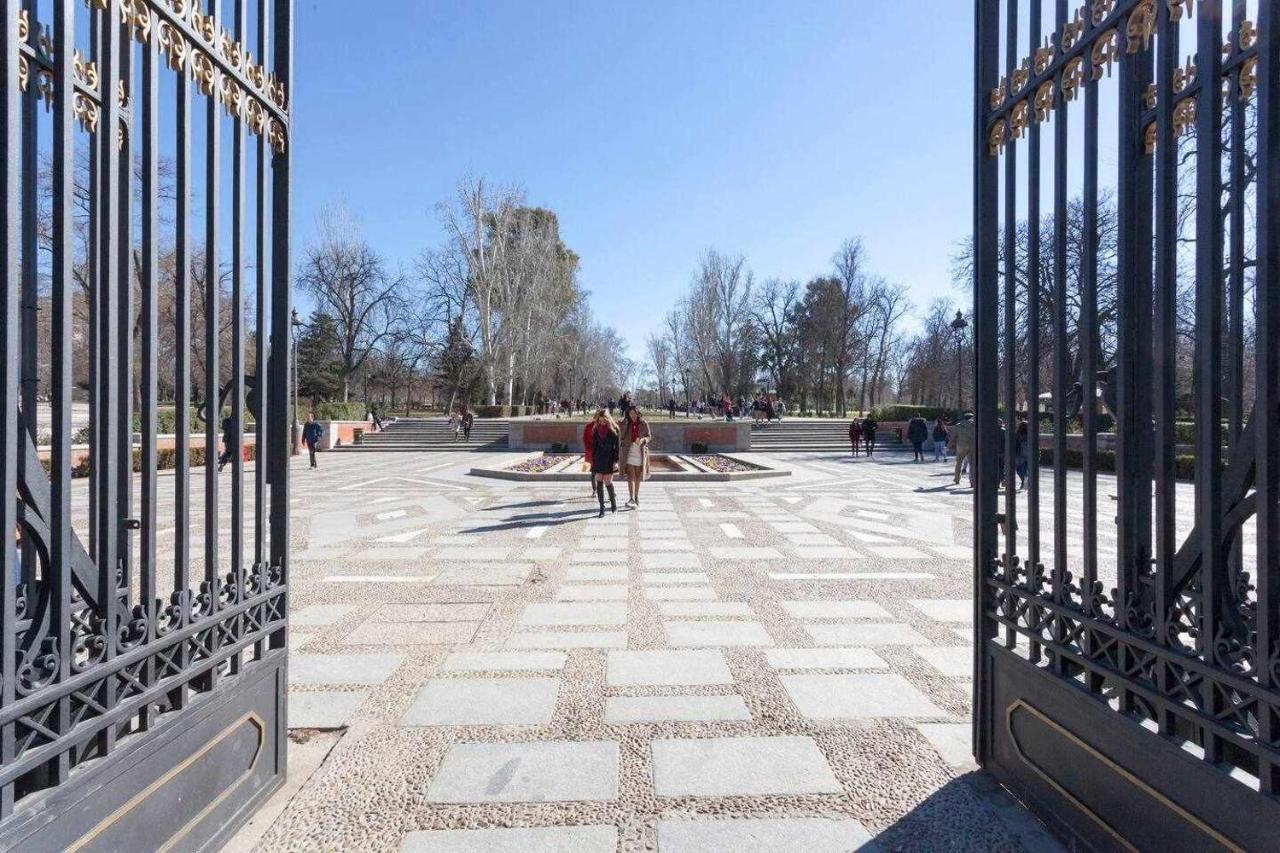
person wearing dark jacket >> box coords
[932,418,949,462]
[861,416,878,456]
[848,419,862,458]
[907,415,929,462]
[302,413,323,468]
[1014,419,1030,490]
[589,409,620,517]
[217,414,236,472]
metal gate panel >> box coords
[0,1,292,849]
[973,1,1280,849]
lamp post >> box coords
[950,310,968,412]
[290,309,304,455]
[682,369,690,418]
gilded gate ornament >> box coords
[1010,60,1030,98]
[1126,0,1155,53]
[1173,96,1195,136]
[1062,57,1084,102]
[1167,0,1193,22]
[1091,0,1115,25]
[1061,9,1085,51]
[1091,29,1119,80]
[1034,38,1054,75]
[988,119,1008,156]
[1010,100,1029,139]
[1241,56,1257,100]
[1034,81,1055,122]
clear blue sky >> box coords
[291,0,975,356]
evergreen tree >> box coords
[296,311,344,403]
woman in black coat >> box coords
[589,409,621,517]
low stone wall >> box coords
[295,419,373,452]
[509,420,752,452]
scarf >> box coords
[630,420,641,442]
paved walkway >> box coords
[232,450,1062,852]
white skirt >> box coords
[626,444,643,466]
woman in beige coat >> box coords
[619,406,652,508]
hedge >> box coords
[132,406,258,434]
[311,402,368,421]
[1039,447,1196,481]
[868,404,963,423]
[43,442,258,480]
[472,405,529,418]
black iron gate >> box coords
[0,1,291,850]
[974,0,1279,849]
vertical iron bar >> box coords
[117,0,134,633]
[172,13,192,711]
[139,0,160,730]
[1026,0,1042,610]
[1152,0,1180,737]
[1226,0,1246,584]
[1194,0,1226,765]
[18,0,35,466]
[0,0,20,818]
[1052,0,1070,639]
[49,0,76,786]
[230,0,247,676]
[1001,0,1019,650]
[94,0,121,756]
[1254,0,1280,797]
[203,0,222,686]
[254,0,268,576]
[971,0,1000,767]
[1081,13,1100,634]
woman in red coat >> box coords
[582,420,598,498]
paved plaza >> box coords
[225,449,1067,852]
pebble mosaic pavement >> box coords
[218,449,1080,852]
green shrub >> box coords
[868,404,963,423]
[691,442,709,454]
[312,402,368,421]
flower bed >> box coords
[691,454,759,473]
[507,453,578,474]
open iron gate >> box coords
[0,1,292,850]
[973,0,1280,849]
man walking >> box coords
[907,414,928,462]
[848,418,862,458]
[949,413,975,486]
[217,413,236,472]
[861,415,878,457]
[302,412,323,469]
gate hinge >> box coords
[123,517,141,530]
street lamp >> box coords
[950,310,968,412]
[682,369,691,418]
[290,308,304,455]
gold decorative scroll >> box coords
[1092,0,1115,25]
[1034,80,1055,122]
[1241,56,1257,100]
[1091,29,1119,80]
[1062,57,1084,102]
[1167,0,1192,22]
[1143,121,1156,154]
[1172,96,1195,137]
[989,119,1008,156]
[1010,100,1029,139]
[991,76,1007,111]
[1239,21,1256,51]
[1062,9,1085,51]
[1034,38,1054,75]
[1144,83,1157,109]
[1127,0,1155,53]
[1010,59,1030,98]
[1173,56,1196,93]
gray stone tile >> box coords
[566,566,629,582]
[708,546,782,559]
[644,538,694,551]
[441,651,567,672]
[369,603,490,622]
[914,646,972,678]
[915,722,977,769]
[607,650,733,686]
[864,545,929,559]
[781,673,946,720]
[790,546,866,560]
[557,585,628,601]
[572,551,627,563]
[645,586,717,601]
[658,602,754,617]
[642,572,708,584]
[781,600,891,620]
[606,695,750,724]
[643,553,703,569]
[507,631,628,649]
[426,741,619,803]
[786,533,843,546]
[764,648,890,670]
[657,817,873,852]
[290,604,356,626]
[523,546,563,561]
[400,826,618,853]
[520,602,627,627]
[651,736,841,797]
[666,621,774,647]
[343,621,478,645]
[288,654,403,685]
[435,546,510,560]
[288,691,366,729]
[910,598,974,624]
[434,565,531,586]
[402,677,559,726]
[805,622,931,646]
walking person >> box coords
[302,412,323,469]
[862,415,878,457]
[1014,419,1030,490]
[589,409,620,517]
[907,414,928,462]
[449,409,461,441]
[848,418,862,458]
[949,412,975,486]
[619,406,652,508]
[582,417,599,499]
[932,417,949,462]
[668,397,677,419]
[217,413,236,472]
[462,408,474,442]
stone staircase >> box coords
[749,419,905,453]
[333,417,510,452]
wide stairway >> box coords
[749,419,904,453]
[334,417,510,452]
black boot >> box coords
[607,484,617,513]
[597,484,605,518]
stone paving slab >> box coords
[287,691,367,729]
[368,603,491,622]
[656,817,873,852]
[781,673,947,720]
[402,677,559,726]
[765,648,890,670]
[781,600,891,619]
[520,602,627,626]
[914,645,973,678]
[666,621,774,647]
[805,622,931,647]
[400,826,618,853]
[426,741,620,803]
[566,566,629,581]
[642,572,708,583]
[658,601,755,617]
[441,651,567,672]
[651,736,841,797]
[645,586,717,601]
[290,604,356,626]
[607,650,734,686]
[910,598,974,624]
[606,694,751,723]
[288,653,403,685]
[507,631,629,649]
[557,585,629,600]
[343,621,479,645]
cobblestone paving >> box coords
[236,450,1066,852]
